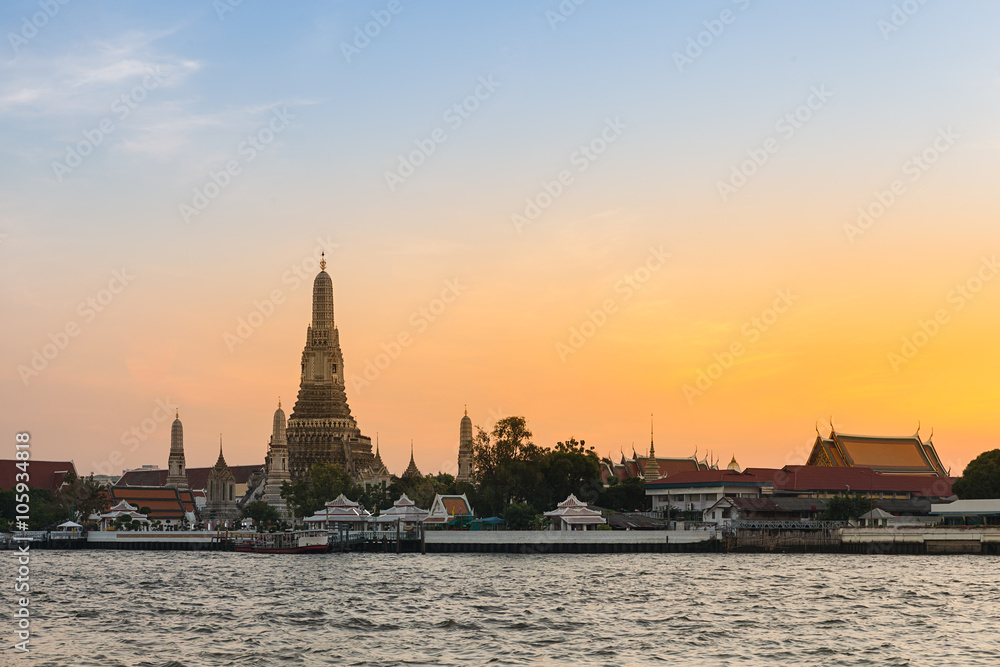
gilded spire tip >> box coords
[320,251,326,271]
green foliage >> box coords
[280,462,363,518]
[387,472,474,511]
[473,416,543,517]
[57,473,111,523]
[596,477,651,512]
[502,502,539,530]
[952,449,1000,499]
[241,500,281,530]
[0,487,70,530]
[822,494,871,521]
[472,419,604,517]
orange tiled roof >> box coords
[807,430,948,476]
[442,497,471,516]
[109,486,196,520]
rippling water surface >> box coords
[18,551,1000,666]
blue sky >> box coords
[2,1,999,475]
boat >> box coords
[233,529,329,554]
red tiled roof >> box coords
[116,464,262,490]
[0,460,77,492]
[775,465,952,497]
[636,457,701,479]
[647,469,771,486]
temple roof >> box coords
[116,464,262,491]
[378,494,429,523]
[425,494,473,523]
[646,469,772,487]
[807,429,948,476]
[109,486,196,520]
[402,443,421,478]
[0,459,76,492]
[544,494,605,525]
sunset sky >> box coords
[2,1,999,478]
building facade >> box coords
[204,438,238,524]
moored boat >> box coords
[233,530,328,554]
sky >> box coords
[1,1,999,479]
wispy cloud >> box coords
[0,30,200,116]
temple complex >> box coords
[285,254,377,482]
[456,408,474,482]
[806,427,949,476]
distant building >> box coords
[646,469,773,515]
[931,499,1000,525]
[165,411,188,490]
[285,255,377,482]
[365,436,392,489]
[649,464,955,525]
[806,427,949,476]
[600,435,717,486]
[304,493,371,530]
[402,442,422,479]
[260,400,292,519]
[377,494,428,530]
[107,486,196,527]
[99,501,150,530]
[0,459,76,492]
[117,463,263,503]
[424,494,473,527]
[456,408,474,483]
[544,494,606,531]
[204,438,238,524]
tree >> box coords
[597,477,651,512]
[822,494,871,521]
[57,474,110,523]
[473,416,543,516]
[280,462,363,518]
[536,438,601,510]
[952,449,1000,499]
[241,500,281,531]
[503,502,539,530]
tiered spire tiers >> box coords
[286,261,375,481]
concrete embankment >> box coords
[422,530,717,554]
[838,527,1000,555]
[83,530,243,551]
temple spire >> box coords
[215,434,227,468]
[166,409,188,490]
[643,413,660,481]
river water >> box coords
[13,551,1000,666]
